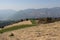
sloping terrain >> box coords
[0,21,60,40]
[12,7,60,20]
[4,20,32,29]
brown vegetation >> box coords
[37,17,60,24]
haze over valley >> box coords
[0,7,60,21]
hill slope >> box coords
[0,10,16,20]
[0,7,60,20]
[0,21,60,40]
[12,7,60,20]
[4,20,32,29]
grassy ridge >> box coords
[0,20,37,33]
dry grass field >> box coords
[4,20,32,29]
[0,20,60,40]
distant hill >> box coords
[0,9,16,20]
[0,7,60,20]
[12,7,60,20]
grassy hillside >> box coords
[0,21,60,40]
[0,20,37,33]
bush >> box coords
[9,33,14,36]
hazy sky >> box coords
[0,0,60,10]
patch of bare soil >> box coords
[0,21,60,40]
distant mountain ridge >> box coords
[0,7,60,20]
[12,7,60,20]
[0,9,16,20]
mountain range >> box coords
[0,10,16,20]
[0,7,60,20]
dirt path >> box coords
[0,21,60,40]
